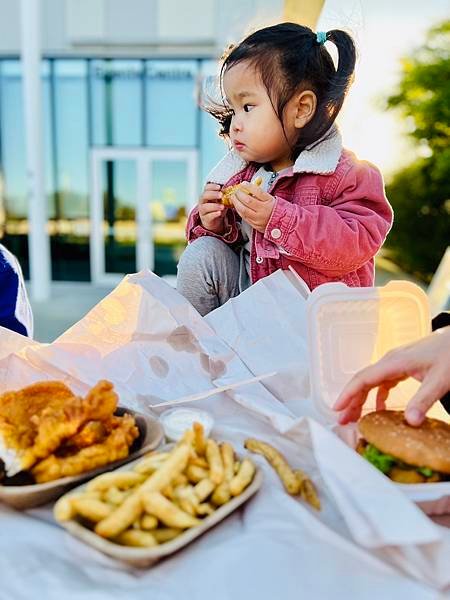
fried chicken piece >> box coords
[21,380,118,470]
[0,381,75,475]
[31,414,139,483]
[0,380,119,475]
[221,177,263,207]
[61,420,109,453]
[221,184,241,207]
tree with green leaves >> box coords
[384,20,450,282]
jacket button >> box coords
[271,228,282,240]
[256,257,264,264]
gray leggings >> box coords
[177,237,250,316]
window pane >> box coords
[102,159,137,274]
[1,61,27,219]
[152,160,188,222]
[53,60,89,219]
[146,60,198,147]
[90,60,143,146]
[90,59,107,145]
[151,159,189,275]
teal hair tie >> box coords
[316,31,327,45]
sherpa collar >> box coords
[206,126,343,184]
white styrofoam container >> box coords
[303,279,450,515]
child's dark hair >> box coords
[206,22,356,160]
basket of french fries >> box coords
[54,423,263,567]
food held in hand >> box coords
[357,410,450,483]
[0,380,139,483]
[221,176,263,207]
[54,422,257,547]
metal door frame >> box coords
[90,147,197,285]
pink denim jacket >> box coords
[187,129,393,290]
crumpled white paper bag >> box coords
[0,270,295,434]
[205,269,314,419]
[0,269,449,594]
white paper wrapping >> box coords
[0,270,449,599]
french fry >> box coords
[189,456,209,470]
[295,471,321,511]
[140,514,158,530]
[193,478,215,502]
[196,502,214,516]
[95,444,190,538]
[172,474,188,487]
[138,444,191,495]
[234,461,240,474]
[178,429,195,447]
[161,484,175,500]
[193,421,207,456]
[152,528,182,543]
[229,459,256,496]
[186,464,209,484]
[176,498,196,516]
[87,471,144,492]
[54,496,77,522]
[142,492,200,529]
[244,438,301,495]
[133,452,169,475]
[211,482,231,506]
[206,439,224,485]
[173,484,199,515]
[95,493,143,538]
[71,497,114,523]
[102,486,131,506]
[221,443,235,481]
[115,529,157,547]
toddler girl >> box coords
[177,23,393,315]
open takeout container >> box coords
[57,450,263,568]
[0,407,163,510]
[301,279,450,515]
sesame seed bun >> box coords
[359,410,450,475]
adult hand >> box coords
[333,327,450,426]
[232,183,275,233]
[198,183,227,234]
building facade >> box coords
[0,0,284,283]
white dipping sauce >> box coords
[160,408,214,442]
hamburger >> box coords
[357,410,450,483]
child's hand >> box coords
[198,183,226,234]
[232,183,275,233]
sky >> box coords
[317,0,449,178]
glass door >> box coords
[90,148,197,284]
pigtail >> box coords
[292,28,357,155]
[325,30,357,117]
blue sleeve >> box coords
[0,251,29,336]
